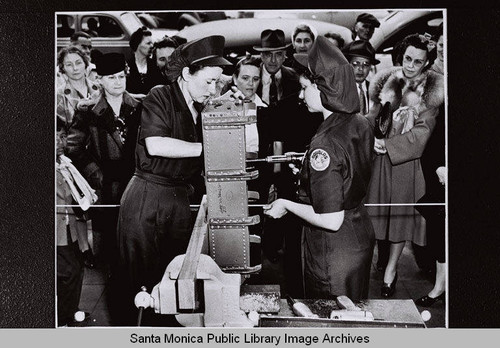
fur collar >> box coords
[369,67,444,113]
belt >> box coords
[134,169,188,187]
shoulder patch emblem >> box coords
[310,148,330,171]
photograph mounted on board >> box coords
[55,8,446,328]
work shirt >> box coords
[298,112,374,212]
[136,82,203,183]
[298,112,375,300]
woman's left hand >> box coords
[263,198,288,219]
[218,86,245,101]
[374,138,387,154]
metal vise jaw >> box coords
[147,253,255,327]
[201,99,261,274]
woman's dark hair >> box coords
[154,35,187,50]
[324,32,345,49]
[233,55,261,78]
[394,33,436,69]
[187,64,205,75]
[152,35,187,61]
[293,23,316,41]
[296,64,315,83]
[58,45,89,73]
[129,26,152,52]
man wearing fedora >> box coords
[254,29,322,298]
[343,40,380,116]
[254,29,300,107]
[352,13,381,42]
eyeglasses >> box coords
[351,61,371,68]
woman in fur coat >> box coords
[365,34,444,297]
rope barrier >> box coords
[57,202,446,209]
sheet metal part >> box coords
[201,99,261,273]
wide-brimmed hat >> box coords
[165,35,232,82]
[95,52,126,76]
[356,13,381,27]
[253,29,291,52]
[294,36,360,114]
[343,40,380,65]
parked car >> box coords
[56,12,178,60]
[137,11,228,31]
[371,9,444,72]
[176,17,353,64]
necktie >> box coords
[269,74,278,106]
[358,82,367,115]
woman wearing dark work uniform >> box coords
[264,36,375,300]
[115,36,232,325]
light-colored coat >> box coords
[365,67,444,245]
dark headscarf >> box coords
[294,36,360,114]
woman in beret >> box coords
[264,36,375,300]
[116,36,232,325]
[365,33,444,298]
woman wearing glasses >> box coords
[365,34,445,298]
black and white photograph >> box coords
[54,8,447,329]
[5,1,500,345]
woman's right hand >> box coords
[263,199,288,219]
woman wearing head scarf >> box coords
[264,36,375,300]
[115,36,232,325]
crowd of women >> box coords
[56,18,446,326]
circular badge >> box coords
[310,148,330,171]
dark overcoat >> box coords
[65,92,141,204]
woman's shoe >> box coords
[381,273,398,298]
[415,292,445,307]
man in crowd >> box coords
[343,40,380,116]
[152,35,187,80]
[352,13,380,42]
[254,29,321,297]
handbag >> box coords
[374,102,393,139]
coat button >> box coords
[64,89,71,95]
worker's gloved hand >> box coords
[263,198,288,219]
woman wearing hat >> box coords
[115,36,232,325]
[66,52,141,207]
[264,36,375,301]
[365,34,444,298]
